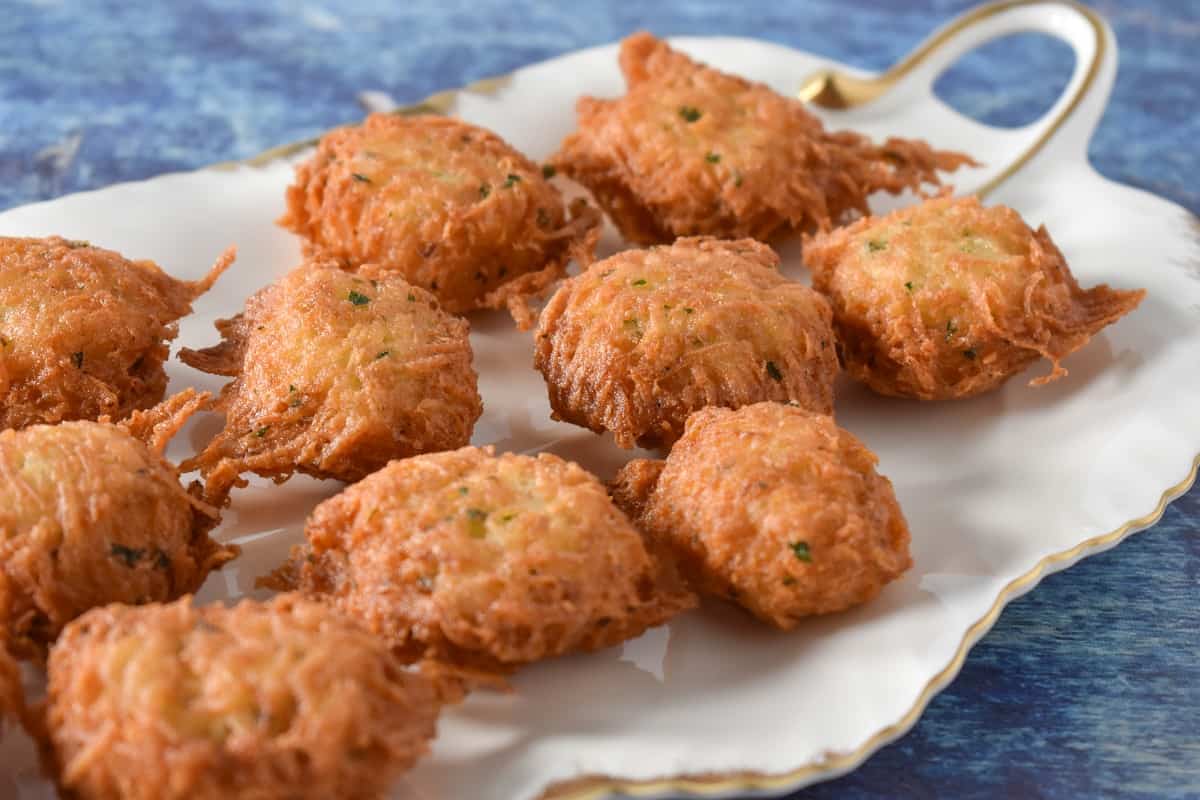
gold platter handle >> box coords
[798,0,1115,198]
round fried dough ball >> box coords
[551,32,973,245]
[612,402,911,629]
[534,236,838,449]
[805,195,1146,399]
[0,236,233,430]
[180,261,482,493]
[0,396,236,656]
[279,113,600,327]
[44,594,440,800]
[269,446,696,672]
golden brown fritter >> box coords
[0,390,236,657]
[278,113,600,328]
[180,261,482,495]
[805,195,1146,399]
[612,402,911,629]
[0,641,21,737]
[0,236,234,430]
[534,236,838,449]
[44,594,440,800]
[267,446,696,672]
[551,32,974,244]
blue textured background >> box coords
[1,1,1197,797]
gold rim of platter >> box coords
[796,0,1107,199]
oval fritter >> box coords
[612,402,912,629]
[45,594,440,800]
[534,236,838,449]
[279,113,600,327]
[805,195,1146,399]
[266,446,696,672]
[551,32,973,244]
[180,261,482,494]
[0,392,235,656]
[0,236,233,430]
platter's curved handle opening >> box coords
[797,0,1114,198]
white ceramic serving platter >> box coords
[3,3,1199,798]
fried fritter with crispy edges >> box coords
[44,594,440,800]
[805,195,1146,399]
[551,32,974,244]
[0,641,22,738]
[612,402,912,629]
[279,113,600,328]
[265,445,696,672]
[0,236,234,430]
[534,236,837,449]
[180,261,482,496]
[0,390,236,657]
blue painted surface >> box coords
[1,1,1197,797]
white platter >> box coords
[3,2,1199,798]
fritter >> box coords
[805,195,1146,399]
[0,390,236,657]
[279,113,601,328]
[0,236,234,430]
[180,261,482,495]
[534,236,838,449]
[0,641,21,737]
[551,32,973,244]
[266,445,696,672]
[612,402,912,629]
[44,594,440,800]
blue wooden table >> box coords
[2,1,1196,796]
